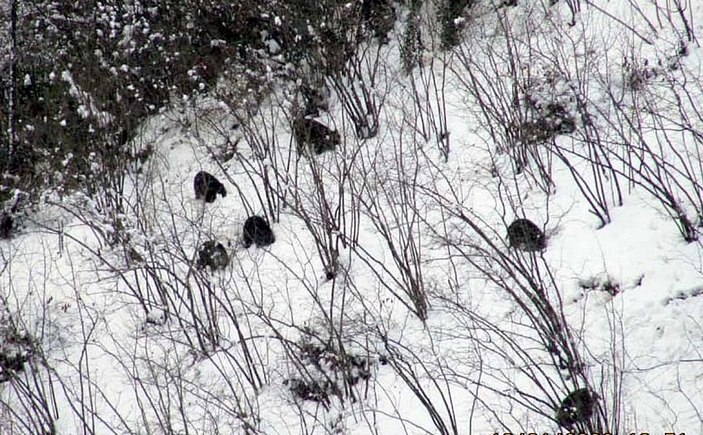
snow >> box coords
[2,2,703,435]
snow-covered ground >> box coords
[2,1,703,434]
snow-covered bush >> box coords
[0,0,270,207]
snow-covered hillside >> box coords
[2,1,703,434]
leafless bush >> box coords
[0,304,58,435]
[327,40,389,140]
[36,162,272,432]
[402,54,452,161]
[204,103,287,224]
[349,120,429,320]
[451,1,630,227]
[419,182,614,432]
[553,39,703,241]
[617,0,697,44]
[451,6,559,194]
[379,332,462,435]
[283,325,374,407]
[534,40,624,227]
[225,93,363,282]
[0,251,94,434]
[286,166,347,281]
[607,80,701,241]
[556,0,581,26]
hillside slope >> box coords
[2,1,703,434]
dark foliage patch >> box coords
[361,0,397,44]
[0,1,271,207]
[509,69,579,153]
[578,274,621,296]
[438,0,477,49]
[284,377,338,405]
[0,314,35,383]
[285,331,372,405]
[300,83,331,117]
[0,212,13,239]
